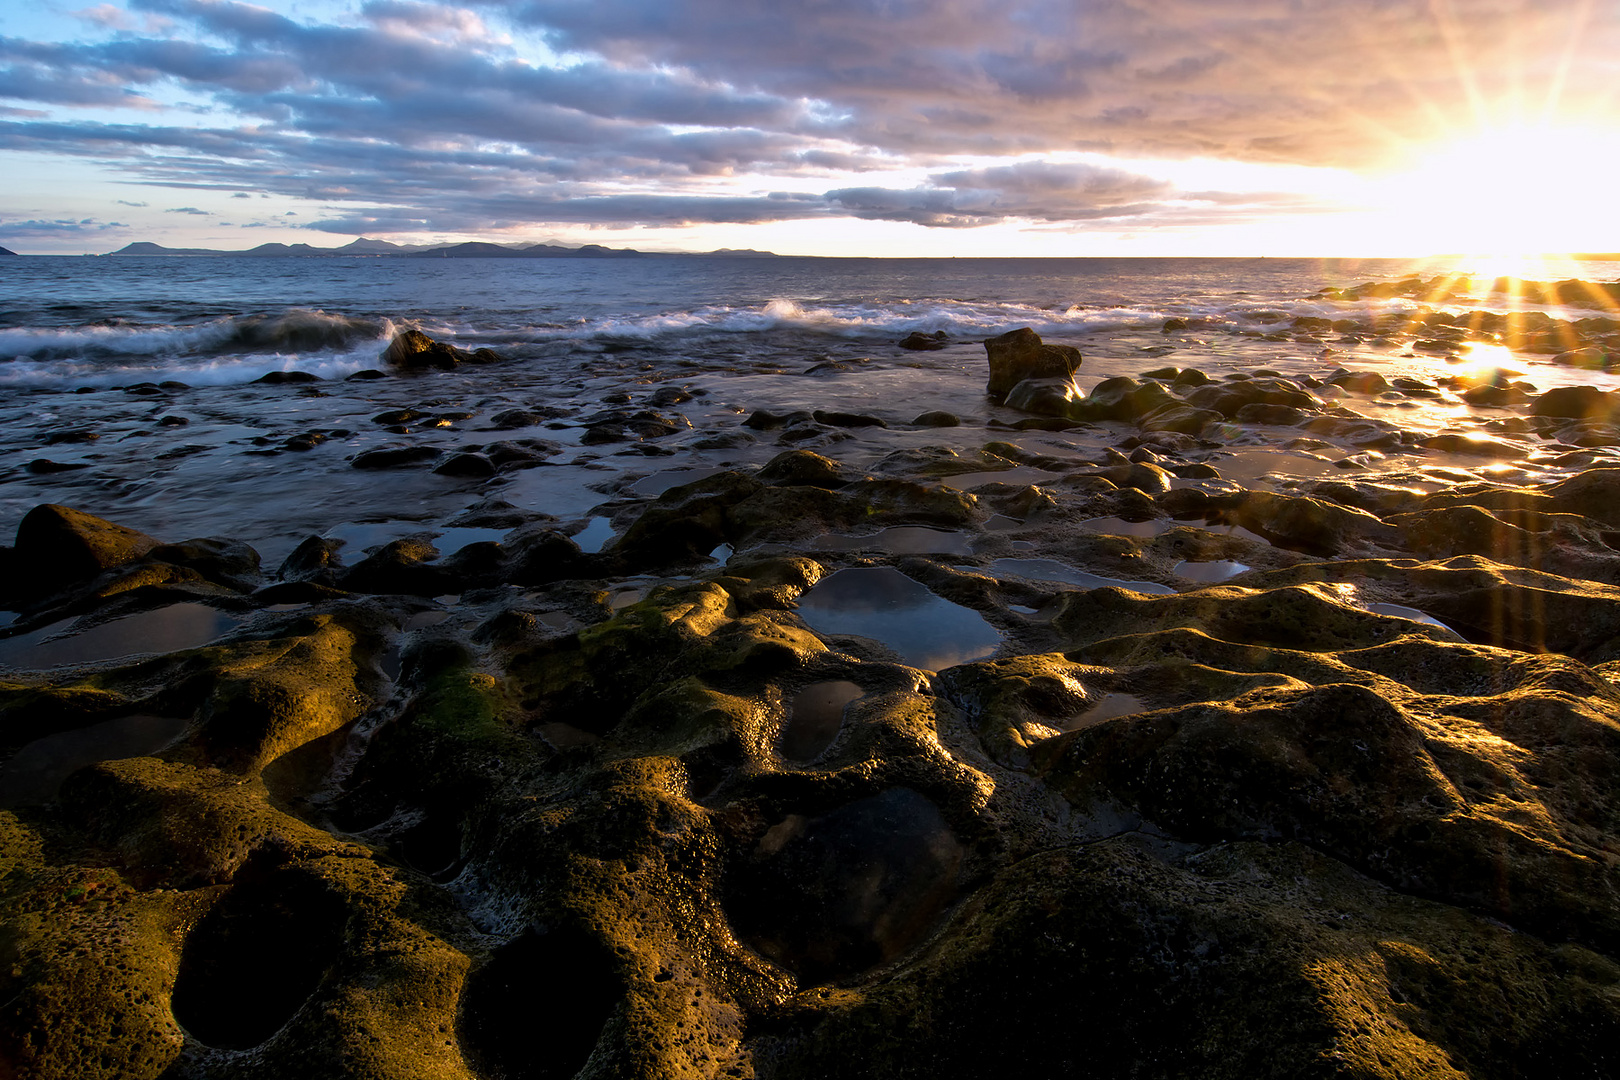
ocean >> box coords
[3,253,1618,563]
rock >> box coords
[1232,491,1397,555]
[1554,346,1612,370]
[488,408,542,429]
[983,327,1082,401]
[432,452,497,478]
[1004,376,1081,417]
[350,445,444,469]
[253,370,321,384]
[147,537,262,592]
[1532,385,1616,420]
[277,535,346,585]
[380,329,499,370]
[812,409,887,428]
[9,504,159,601]
[758,450,854,489]
[24,460,90,475]
[743,408,813,431]
[911,410,961,427]
[339,537,455,595]
[1162,317,1188,332]
[898,330,948,350]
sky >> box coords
[1,0,1618,256]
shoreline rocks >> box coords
[10,443,1620,1076]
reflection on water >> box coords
[990,557,1175,595]
[1364,602,1466,640]
[573,517,615,553]
[630,466,727,496]
[795,567,999,671]
[1173,560,1251,583]
[0,603,239,668]
[780,681,863,762]
[1080,516,1167,538]
[323,521,505,557]
[1063,693,1147,732]
[941,465,1062,490]
[811,527,973,555]
[0,713,190,806]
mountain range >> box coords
[102,238,779,258]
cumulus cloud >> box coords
[1,0,1614,240]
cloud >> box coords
[165,205,210,214]
[0,216,125,239]
[1,0,1615,242]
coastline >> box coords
[6,266,1620,1075]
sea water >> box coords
[2,254,1618,562]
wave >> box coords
[0,309,394,363]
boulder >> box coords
[983,328,1082,401]
[381,329,499,370]
[10,504,159,601]
[1004,377,1081,417]
[898,331,948,351]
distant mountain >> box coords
[408,241,645,259]
[0,245,18,257]
[105,238,778,258]
[108,241,226,256]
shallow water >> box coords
[989,557,1175,594]
[5,256,1619,558]
[795,567,1000,671]
[811,527,974,555]
[779,681,864,762]
[0,603,239,668]
[0,713,190,806]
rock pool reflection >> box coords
[0,713,190,806]
[990,557,1174,594]
[810,527,973,555]
[795,567,1000,671]
[780,681,864,762]
[0,603,239,668]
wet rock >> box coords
[743,408,813,431]
[1184,377,1321,420]
[8,504,159,603]
[253,370,321,384]
[812,409,887,428]
[350,445,444,469]
[277,534,346,585]
[23,459,90,474]
[147,537,262,592]
[758,449,855,489]
[43,430,98,446]
[1004,376,1081,417]
[339,537,455,596]
[983,327,1082,401]
[725,788,962,983]
[911,410,961,427]
[381,328,500,370]
[1532,385,1617,421]
[432,451,497,478]
[1231,491,1397,555]
[898,330,948,350]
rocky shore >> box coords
[7,317,1620,1078]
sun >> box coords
[1369,123,1620,258]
